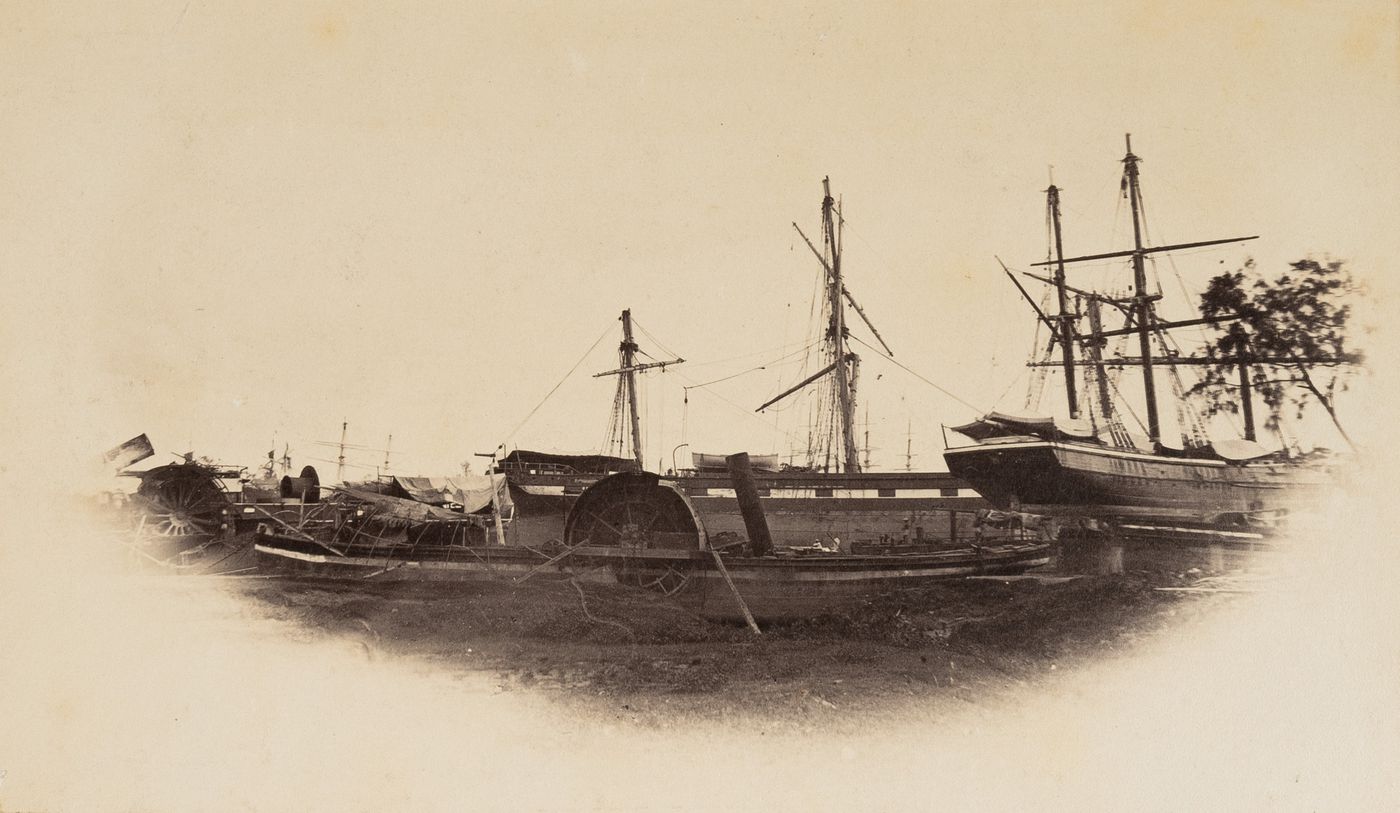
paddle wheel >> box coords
[565,472,705,550]
[116,461,259,573]
[564,472,706,595]
[133,463,235,538]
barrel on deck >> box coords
[279,465,320,503]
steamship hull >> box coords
[942,439,1332,524]
[252,470,1051,620]
[503,469,992,548]
[648,542,1052,620]
[252,537,1050,620]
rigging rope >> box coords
[680,337,820,369]
[671,368,809,446]
[687,365,768,389]
[1165,361,1209,448]
[630,319,683,362]
[500,322,615,449]
[1153,321,1211,447]
[1082,364,1101,436]
[1023,341,1054,413]
[601,369,629,459]
[842,213,906,290]
[1023,285,1056,413]
[1102,372,1149,439]
[991,366,1028,413]
[848,335,984,414]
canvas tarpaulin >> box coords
[336,488,493,526]
[497,449,640,474]
[949,413,1097,442]
[390,474,510,514]
[689,452,781,472]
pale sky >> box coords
[2,1,1396,482]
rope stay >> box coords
[500,321,616,449]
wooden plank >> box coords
[709,549,761,635]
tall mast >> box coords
[1238,363,1256,441]
[1085,298,1115,421]
[1046,179,1079,418]
[594,309,683,469]
[620,309,643,468]
[766,178,888,472]
[1123,134,1161,444]
[337,420,347,483]
[822,177,860,473]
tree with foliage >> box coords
[1190,257,1363,447]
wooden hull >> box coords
[943,439,1333,523]
[253,538,1050,620]
[660,544,1052,619]
[503,469,991,548]
[122,531,262,575]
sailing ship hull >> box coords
[251,536,1051,620]
[502,469,992,548]
[947,136,1353,530]
[942,439,1332,523]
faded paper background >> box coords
[1,1,1397,810]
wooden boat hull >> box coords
[657,543,1052,619]
[252,537,1051,620]
[943,439,1332,523]
[504,469,991,548]
[123,531,262,575]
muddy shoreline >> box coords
[230,566,1233,728]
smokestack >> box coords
[725,452,773,556]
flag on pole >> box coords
[103,433,155,469]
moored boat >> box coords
[501,447,988,548]
[943,412,1334,524]
[255,471,1051,620]
[495,178,998,547]
[942,136,1354,528]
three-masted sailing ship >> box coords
[943,135,1346,528]
[497,179,993,548]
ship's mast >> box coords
[1046,179,1079,418]
[822,177,861,473]
[765,178,889,472]
[620,309,643,468]
[1238,362,1256,441]
[337,420,348,483]
[594,309,684,469]
[1084,298,1115,421]
[1023,138,1322,449]
[1123,134,1161,444]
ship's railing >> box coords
[495,462,582,475]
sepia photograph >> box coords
[1,1,1396,810]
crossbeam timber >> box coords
[1029,235,1259,267]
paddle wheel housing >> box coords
[564,472,707,550]
[564,472,708,595]
[133,463,236,538]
